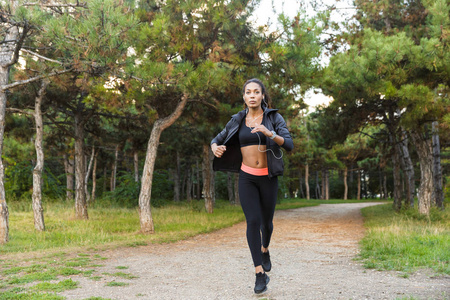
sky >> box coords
[250,0,355,110]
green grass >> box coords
[103,272,138,279]
[88,276,102,281]
[2,200,247,255]
[29,279,78,292]
[0,252,109,299]
[0,291,65,299]
[7,271,58,285]
[359,204,450,274]
[105,281,128,287]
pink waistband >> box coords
[241,163,269,176]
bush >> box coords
[101,170,173,208]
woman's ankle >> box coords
[255,265,264,274]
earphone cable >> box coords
[246,108,283,160]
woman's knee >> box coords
[246,216,261,229]
[260,222,273,232]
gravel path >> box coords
[60,202,449,300]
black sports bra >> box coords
[239,117,267,147]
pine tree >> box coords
[321,0,449,214]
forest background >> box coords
[0,0,448,247]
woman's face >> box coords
[243,82,263,109]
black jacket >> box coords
[211,108,293,178]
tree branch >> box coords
[1,68,73,91]
[188,99,219,111]
[95,111,147,121]
[45,114,73,137]
[22,2,88,8]
[158,93,189,131]
[358,130,381,141]
[6,107,33,115]
[21,49,63,65]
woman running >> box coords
[211,78,293,294]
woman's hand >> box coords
[252,124,284,146]
[211,143,227,158]
[251,125,272,137]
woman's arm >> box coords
[273,113,293,151]
[211,118,235,158]
[250,125,285,146]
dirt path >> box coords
[60,203,449,300]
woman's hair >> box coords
[242,78,272,109]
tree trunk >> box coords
[392,148,403,211]
[288,169,295,198]
[103,166,107,193]
[305,164,310,200]
[315,171,320,199]
[196,159,201,200]
[110,163,114,192]
[298,169,305,198]
[181,167,187,200]
[378,167,384,199]
[139,94,188,233]
[111,144,119,192]
[0,68,8,242]
[321,169,325,200]
[325,169,329,200]
[349,163,354,183]
[362,170,367,199]
[91,151,98,203]
[139,125,161,233]
[133,149,139,182]
[227,172,234,204]
[85,146,95,203]
[64,153,75,201]
[186,167,192,202]
[385,109,403,210]
[343,166,348,200]
[383,171,388,199]
[431,122,444,209]
[202,144,214,213]
[0,22,22,243]
[399,131,415,207]
[173,151,181,202]
[32,80,49,232]
[410,129,433,215]
[357,170,361,200]
[74,112,88,219]
[387,129,403,211]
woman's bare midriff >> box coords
[241,145,267,168]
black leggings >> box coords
[239,170,278,267]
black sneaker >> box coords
[254,272,270,294]
[262,250,271,272]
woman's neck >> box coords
[246,106,264,118]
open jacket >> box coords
[211,108,293,178]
